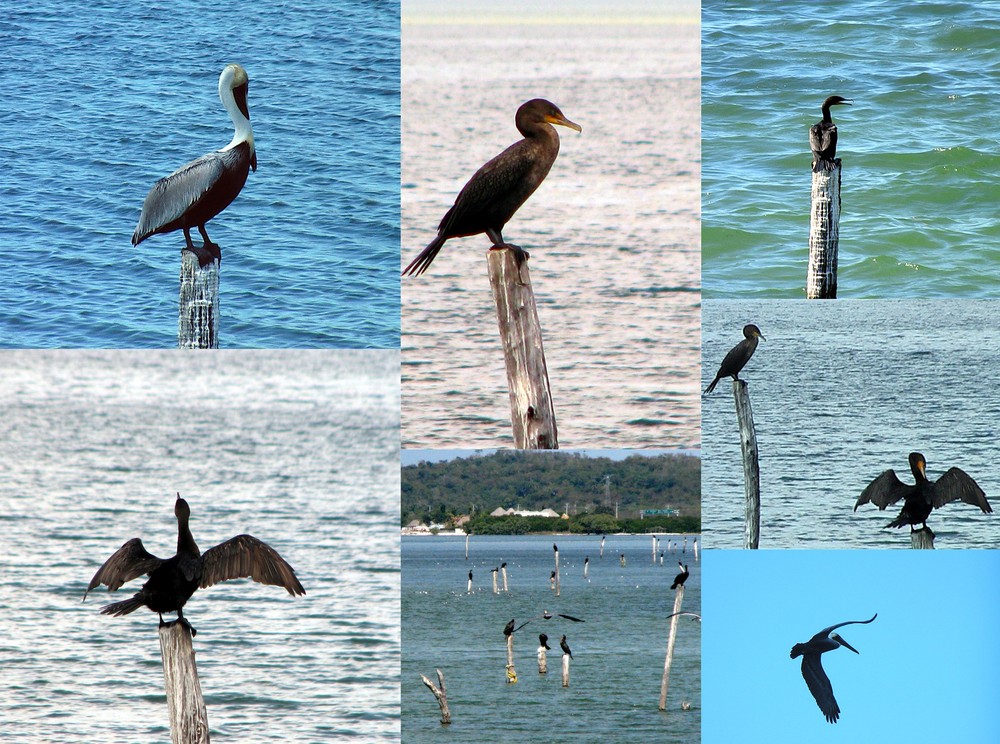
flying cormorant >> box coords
[560,635,573,658]
[854,452,991,529]
[810,95,852,171]
[671,563,689,590]
[84,494,304,636]
[402,99,581,276]
[133,64,257,267]
[791,614,876,723]
[703,324,765,395]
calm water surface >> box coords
[401,8,701,448]
[0,351,400,742]
[402,534,701,743]
[703,300,1000,548]
[703,1,1000,298]
[1,0,399,347]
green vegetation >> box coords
[402,451,700,533]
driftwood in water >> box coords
[806,159,842,299]
[733,379,761,549]
[178,250,219,349]
[487,247,558,449]
[159,622,210,744]
[658,585,685,710]
[419,668,452,725]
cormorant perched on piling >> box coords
[810,95,852,171]
[671,563,689,590]
[560,635,573,658]
[791,614,876,723]
[703,324,765,395]
[84,494,304,636]
[854,452,991,529]
[402,99,582,276]
[539,633,551,650]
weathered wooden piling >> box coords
[600,535,605,559]
[467,570,473,594]
[911,526,935,549]
[658,585,684,711]
[491,567,499,594]
[419,668,451,725]
[733,379,761,549]
[619,553,626,567]
[501,563,509,592]
[553,544,560,597]
[806,159,842,299]
[538,641,548,674]
[487,247,558,449]
[561,650,570,687]
[178,250,220,349]
[159,622,210,744]
[583,556,589,579]
[506,634,517,684]
[465,533,470,560]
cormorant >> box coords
[791,614,876,723]
[854,452,991,529]
[810,95,852,171]
[560,635,573,658]
[133,64,257,267]
[703,324,765,395]
[468,570,473,581]
[671,563,689,590]
[402,98,581,276]
[539,633,551,650]
[504,619,517,637]
[84,494,304,636]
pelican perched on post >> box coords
[132,63,257,266]
[790,614,876,723]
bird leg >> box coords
[181,227,219,268]
[197,225,222,266]
[159,610,198,637]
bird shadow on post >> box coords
[806,159,841,299]
[732,379,761,549]
[178,250,220,349]
[159,622,210,744]
[659,585,684,711]
[487,247,558,449]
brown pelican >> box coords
[560,634,573,658]
[810,95,852,171]
[854,452,991,530]
[790,614,876,723]
[704,324,764,395]
[84,494,304,636]
[671,562,689,590]
[132,64,257,267]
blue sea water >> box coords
[0,0,399,347]
[702,0,1000,298]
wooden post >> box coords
[554,545,560,597]
[467,570,473,594]
[487,248,558,449]
[693,538,699,560]
[561,651,570,687]
[159,623,210,744]
[419,669,451,725]
[505,634,517,684]
[733,379,761,549]
[652,536,657,562]
[178,251,220,349]
[659,585,684,710]
[806,159,842,299]
[619,553,626,567]
[911,526,935,549]
[491,567,498,594]
[501,563,508,592]
[600,536,605,559]
[583,557,589,579]
[538,642,548,674]
[465,533,470,560]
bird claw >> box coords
[183,243,220,268]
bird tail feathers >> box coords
[100,595,145,617]
[402,234,447,277]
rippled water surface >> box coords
[703,1,1000,298]
[0,350,400,741]
[401,9,701,448]
[2,0,399,347]
[702,300,1000,548]
[402,534,701,743]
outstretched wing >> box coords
[800,654,840,723]
[199,534,305,595]
[814,614,878,640]
[855,470,908,510]
[934,468,991,512]
[85,538,164,598]
[556,613,584,622]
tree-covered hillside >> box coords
[401,451,700,528]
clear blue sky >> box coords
[704,550,1000,742]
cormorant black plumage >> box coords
[810,95,852,171]
[704,324,765,395]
